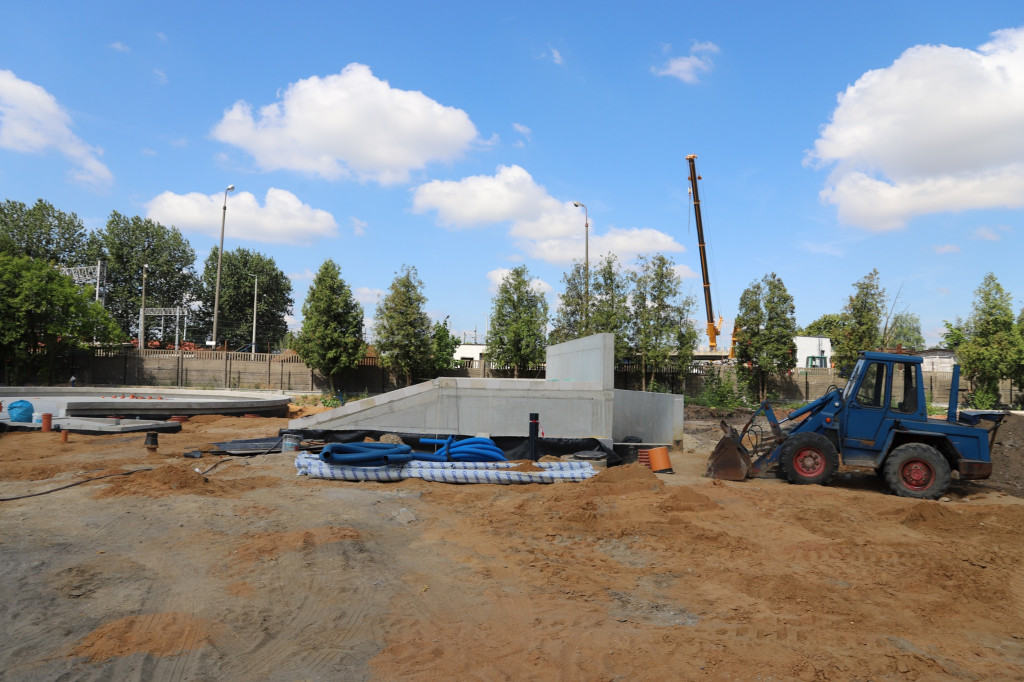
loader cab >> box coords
[840,352,925,465]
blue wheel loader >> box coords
[706,351,1006,500]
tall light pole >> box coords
[139,263,149,351]
[572,201,589,332]
[249,273,258,353]
[211,184,235,350]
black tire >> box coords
[883,443,951,500]
[779,432,839,486]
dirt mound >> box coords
[229,526,361,572]
[183,414,231,426]
[95,463,279,498]
[658,486,719,513]
[578,463,665,497]
[71,613,220,662]
[989,412,1024,494]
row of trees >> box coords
[290,261,460,392]
[1,199,293,352]
[943,274,1024,408]
[291,253,698,392]
[738,268,1024,407]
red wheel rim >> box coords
[900,459,935,491]
[793,447,825,477]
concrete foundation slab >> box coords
[290,334,684,445]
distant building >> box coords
[454,343,487,368]
[794,335,832,369]
[918,348,956,372]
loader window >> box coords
[892,362,918,414]
[855,362,887,409]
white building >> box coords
[794,335,832,369]
[454,343,487,368]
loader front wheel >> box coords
[883,443,951,499]
[779,432,838,486]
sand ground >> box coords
[2,408,1024,680]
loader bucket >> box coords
[705,420,751,481]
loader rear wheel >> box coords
[883,443,951,500]
[779,432,838,486]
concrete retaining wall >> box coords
[547,333,614,389]
[292,334,683,445]
[612,390,684,444]
[291,376,614,439]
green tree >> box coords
[883,311,925,350]
[87,211,198,343]
[374,265,432,386]
[833,269,886,373]
[734,272,798,401]
[802,313,846,348]
[293,259,365,393]
[0,254,123,384]
[0,199,90,264]
[487,265,549,378]
[628,254,695,391]
[429,320,461,377]
[955,273,1020,408]
[548,260,588,345]
[590,253,632,364]
[195,247,293,351]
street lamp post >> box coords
[139,263,149,351]
[572,201,589,332]
[211,184,235,350]
[249,273,258,354]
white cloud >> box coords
[156,32,168,42]
[169,137,187,147]
[652,41,719,84]
[354,287,384,306]
[146,188,338,245]
[154,69,168,85]
[211,63,479,185]
[932,244,960,254]
[350,216,367,235]
[413,164,684,264]
[800,241,844,257]
[512,122,531,138]
[486,268,551,295]
[141,148,157,156]
[673,264,698,279]
[972,225,1008,241]
[549,46,564,65]
[809,27,1024,230]
[285,314,299,331]
[287,268,316,281]
[109,41,130,52]
[0,70,113,187]
[523,227,685,265]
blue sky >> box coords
[2,2,1023,348]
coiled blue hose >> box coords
[319,436,507,467]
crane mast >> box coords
[686,154,723,352]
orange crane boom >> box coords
[685,154,724,352]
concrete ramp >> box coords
[289,334,683,444]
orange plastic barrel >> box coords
[647,446,674,474]
[637,448,651,467]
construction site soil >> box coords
[2,405,1024,680]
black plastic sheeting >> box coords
[278,428,623,466]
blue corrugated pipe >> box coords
[319,436,507,467]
